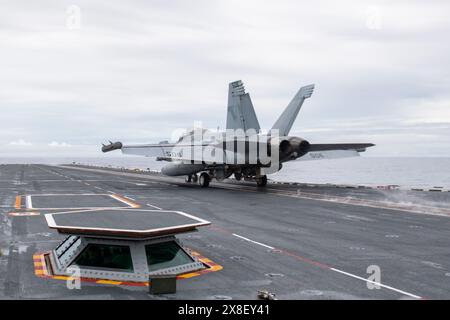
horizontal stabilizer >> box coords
[297,143,374,161]
[299,149,360,161]
[308,143,375,153]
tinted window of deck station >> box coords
[146,241,194,272]
[73,244,134,271]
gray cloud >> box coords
[1,0,449,157]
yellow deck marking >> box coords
[15,196,21,209]
[178,273,201,279]
[110,194,141,208]
[96,280,122,285]
[33,250,222,286]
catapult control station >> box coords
[40,208,214,284]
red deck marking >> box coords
[280,249,331,270]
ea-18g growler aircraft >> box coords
[102,81,374,188]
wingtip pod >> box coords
[101,141,123,153]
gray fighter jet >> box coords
[102,81,374,187]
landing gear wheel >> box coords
[256,175,267,187]
[199,172,210,188]
[234,172,242,181]
[192,174,198,183]
[185,175,192,183]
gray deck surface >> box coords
[0,164,450,300]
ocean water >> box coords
[1,156,450,189]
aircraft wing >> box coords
[103,140,374,163]
[102,141,178,159]
[121,143,178,158]
[102,141,225,163]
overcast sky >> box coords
[1,0,449,157]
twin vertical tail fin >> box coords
[226,81,314,137]
[226,80,261,134]
[271,84,315,136]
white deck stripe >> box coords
[146,204,162,210]
[330,268,422,299]
[231,233,422,299]
[26,196,33,209]
[232,234,275,250]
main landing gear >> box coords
[185,172,267,188]
[255,175,268,187]
[186,173,209,187]
[198,172,210,188]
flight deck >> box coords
[1,164,450,300]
